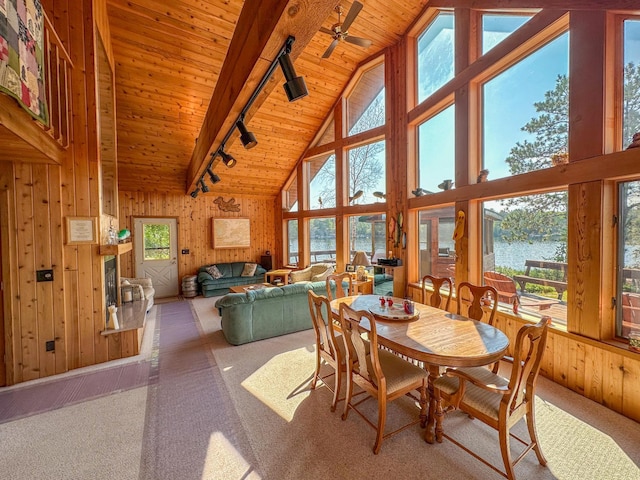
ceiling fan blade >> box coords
[345,35,372,48]
[341,0,363,32]
[322,39,339,58]
[319,26,335,36]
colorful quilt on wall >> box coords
[0,0,48,125]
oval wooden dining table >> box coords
[329,294,510,444]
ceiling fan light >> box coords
[278,53,308,102]
[236,119,257,149]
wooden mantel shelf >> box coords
[99,242,132,256]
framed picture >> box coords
[66,216,98,245]
[345,264,355,273]
[213,217,250,249]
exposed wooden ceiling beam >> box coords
[186,0,337,193]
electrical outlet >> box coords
[37,269,54,282]
[45,340,55,352]
[181,249,190,254]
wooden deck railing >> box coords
[43,12,72,149]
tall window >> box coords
[483,32,569,181]
[617,181,640,338]
[347,140,386,205]
[309,217,336,264]
[347,62,385,135]
[482,14,532,54]
[417,12,454,103]
[482,192,568,324]
[284,174,298,212]
[417,104,455,193]
[417,207,456,281]
[307,153,336,210]
[623,19,640,148]
[348,214,386,264]
[287,219,299,265]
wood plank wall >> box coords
[118,192,278,281]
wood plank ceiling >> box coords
[107,0,429,196]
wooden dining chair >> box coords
[421,275,453,310]
[456,281,498,326]
[326,272,354,301]
[338,303,428,454]
[308,290,346,411]
[432,317,550,480]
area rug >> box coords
[192,296,640,480]
[0,0,48,124]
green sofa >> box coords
[197,262,268,297]
[214,281,334,345]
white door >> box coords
[134,218,179,298]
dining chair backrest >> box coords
[421,275,453,310]
[308,290,345,411]
[339,303,380,386]
[506,317,550,411]
[326,272,354,301]
[456,282,498,325]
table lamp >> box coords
[352,251,371,281]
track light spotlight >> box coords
[278,52,308,102]
[199,178,209,193]
[236,119,257,149]
[206,167,221,184]
[190,187,200,198]
[219,149,237,168]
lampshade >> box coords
[352,251,371,267]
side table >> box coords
[264,268,292,285]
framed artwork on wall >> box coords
[66,216,98,245]
[212,217,251,249]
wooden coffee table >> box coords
[229,283,271,293]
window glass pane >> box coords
[347,62,385,135]
[287,219,298,266]
[482,191,568,325]
[417,12,454,104]
[284,174,298,212]
[309,217,336,265]
[347,140,386,205]
[348,214,387,264]
[418,105,455,193]
[483,33,569,181]
[315,118,335,147]
[623,20,640,148]
[143,224,170,260]
[618,181,640,338]
[418,206,456,281]
[482,14,532,54]
[307,153,336,210]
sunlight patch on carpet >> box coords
[535,398,640,479]
[240,346,315,422]
[201,432,263,480]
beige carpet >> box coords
[192,296,640,480]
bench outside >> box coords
[484,271,558,310]
[513,260,567,300]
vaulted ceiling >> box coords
[107,0,429,197]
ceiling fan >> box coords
[320,1,372,59]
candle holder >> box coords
[121,284,134,303]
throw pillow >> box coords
[241,263,258,277]
[206,265,223,279]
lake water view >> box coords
[302,239,565,270]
